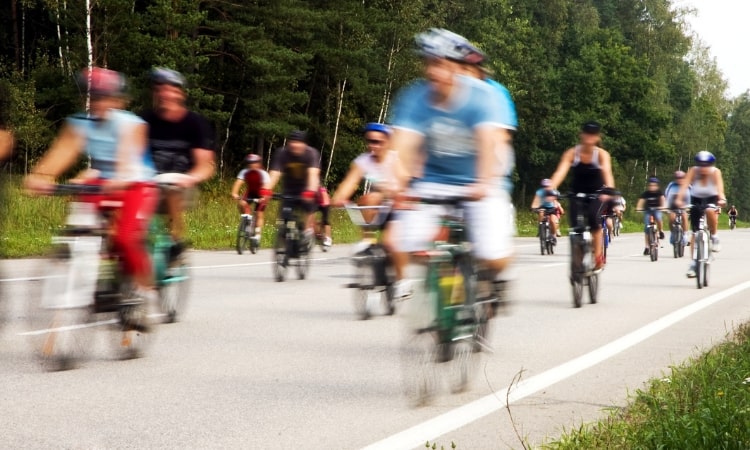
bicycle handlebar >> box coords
[51,184,104,196]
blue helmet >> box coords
[363,122,391,136]
[695,151,716,166]
[648,177,660,184]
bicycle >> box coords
[689,203,717,289]
[637,208,662,262]
[612,214,622,237]
[271,194,313,282]
[729,214,737,230]
[344,204,395,320]
[401,196,493,405]
[26,184,154,370]
[565,191,612,308]
[236,198,261,255]
[670,208,686,258]
[600,214,613,261]
[535,208,556,255]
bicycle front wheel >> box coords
[159,256,191,323]
[273,230,288,282]
[352,261,372,320]
[401,330,438,407]
[569,235,584,308]
[236,216,251,255]
[539,224,546,255]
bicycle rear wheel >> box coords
[448,338,478,394]
[296,240,311,280]
[539,223,546,255]
[352,260,372,320]
[587,273,598,304]
[273,230,288,282]
[570,235,584,308]
[649,229,658,262]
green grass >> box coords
[542,323,750,449]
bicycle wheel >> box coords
[702,261,709,287]
[539,223,546,255]
[401,330,438,407]
[28,244,96,371]
[159,255,191,323]
[587,273,598,304]
[296,239,311,280]
[570,236,584,308]
[695,236,704,289]
[649,229,658,262]
[273,230,287,282]
[448,338,478,394]
[236,216,251,255]
[248,214,259,254]
[352,260,372,320]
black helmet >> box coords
[581,121,602,134]
[287,130,307,143]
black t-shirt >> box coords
[640,190,664,209]
[141,110,214,173]
[270,146,321,195]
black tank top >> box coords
[570,145,604,194]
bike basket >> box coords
[42,236,102,309]
[344,205,391,227]
[66,202,99,228]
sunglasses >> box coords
[365,138,385,145]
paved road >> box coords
[2,230,750,449]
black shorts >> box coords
[318,205,330,226]
[689,196,719,232]
[568,196,603,231]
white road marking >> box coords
[362,279,750,450]
[19,318,119,335]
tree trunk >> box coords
[54,0,65,73]
[378,39,397,122]
[11,0,20,71]
[218,95,241,181]
[324,77,347,184]
[85,0,94,113]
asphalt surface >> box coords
[2,229,750,449]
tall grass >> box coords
[543,323,750,449]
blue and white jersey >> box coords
[67,109,155,181]
[664,180,691,207]
[391,75,509,186]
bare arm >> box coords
[549,148,574,190]
[636,198,645,210]
[0,130,13,160]
[331,163,364,206]
[25,124,84,189]
[230,179,244,198]
[599,150,615,188]
[715,168,726,205]
[187,148,216,185]
[391,128,424,190]
[307,167,320,193]
[265,170,281,191]
[676,168,695,204]
[475,125,496,190]
[530,194,541,209]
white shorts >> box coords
[392,182,514,260]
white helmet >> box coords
[415,28,469,61]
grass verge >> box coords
[542,323,750,449]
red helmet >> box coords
[245,154,262,163]
[77,67,127,97]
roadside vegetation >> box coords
[542,323,750,449]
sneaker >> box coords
[659,231,665,240]
[593,255,605,273]
[393,279,413,301]
[643,248,650,256]
[556,230,562,237]
[323,236,333,247]
[711,236,720,252]
[351,239,371,256]
[686,262,697,278]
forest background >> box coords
[2,0,750,214]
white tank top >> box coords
[691,166,718,198]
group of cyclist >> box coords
[24,66,215,328]
[11,27,739,342]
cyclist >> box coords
[24,68,159,316]
[636,177,666,255]
[548,121,616,272]
[728,204,738,227]
[612,194,626,232]
[389,28,515,301]
[664,170,691,246]
[262,130,321,244]
[332,122,398,253]
[231,153,269,244]
[677,151,726,277]
[530,179,562,242]
[142,67,216,261]
[315,185,333,248]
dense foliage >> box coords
[1,0,748,213]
